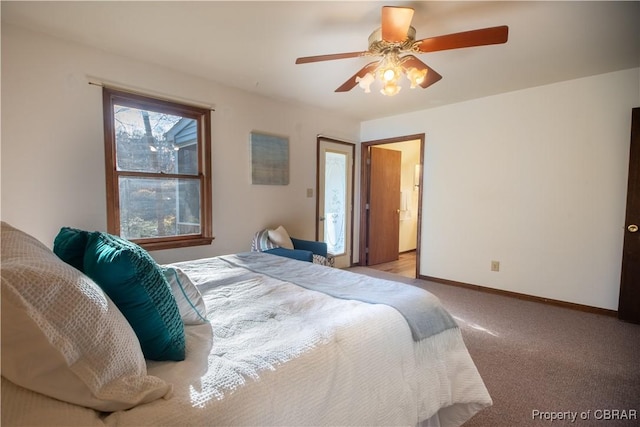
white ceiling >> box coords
[2,1,639,121]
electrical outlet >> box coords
[491,260,500,272]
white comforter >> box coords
[2,253,491,426]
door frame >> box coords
[316,136,356,267]
[359,133,425,277]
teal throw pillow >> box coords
[83,232,185,361]
[53,227,90,272]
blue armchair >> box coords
[251,227,328,264]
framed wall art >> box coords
[250,131,289,185]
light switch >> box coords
[306,188,313,198]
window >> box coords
[102,87,213,250]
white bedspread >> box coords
[1,253,491,426]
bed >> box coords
[1,221,491,426]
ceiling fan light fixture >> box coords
[407,67,428,88]
[378,52,402,82]
[381,66,400,82]
[356,72,375,93]
[381,81,401,96]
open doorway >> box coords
[359,134,424,278]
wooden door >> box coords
[619,107,640,323]
[367,146,401,265]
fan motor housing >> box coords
[368,26,417,54]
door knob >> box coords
[628,224,638,233]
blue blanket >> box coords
[220,253,457,341]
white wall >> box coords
[361,68,640,310]
[0,25,359,264]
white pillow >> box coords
[268,225,294,249]
[162,266,208,325]
[0,222,172,412]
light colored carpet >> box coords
[348,267,640,426]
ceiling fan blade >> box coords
[296,51,367,64]
[400,55,443,89]
[415,25,508,53]
[381,6,415,42]
[335,61,380,92]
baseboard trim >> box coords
[420,275,618,317]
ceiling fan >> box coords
[295,6,508,96]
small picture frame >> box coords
[250,131,289,185]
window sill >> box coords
[135,236,214,251]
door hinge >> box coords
[365,203,370,210]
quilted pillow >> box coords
[53,226,90,272]
[83,231,185,361]
[268,225,294,249]
[162,266,208,325]
[0,222,171,411]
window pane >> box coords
[177,143,198,175]
[119,177,201,239]
[113,106,198,175]
[177,179,201,234]
[324,151,346,255]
